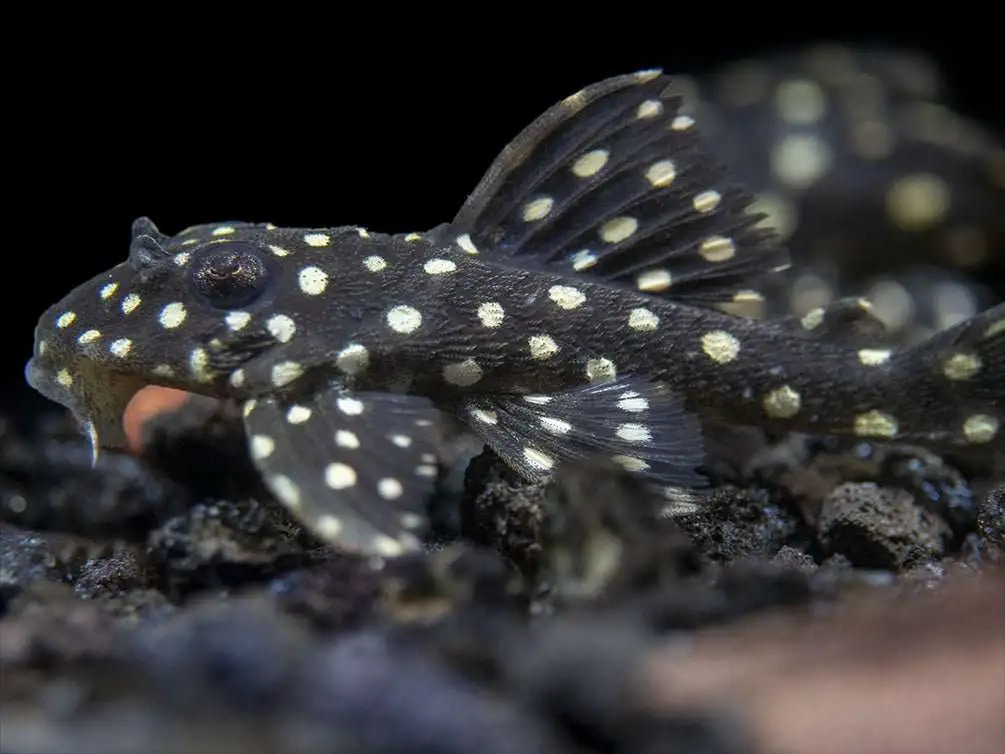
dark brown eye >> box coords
[191,244,270,308]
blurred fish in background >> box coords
[668,43,1005,344]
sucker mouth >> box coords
[25,355,150,458]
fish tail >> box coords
[892,302,1005,448]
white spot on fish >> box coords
[377,478,403,500]
[225,311,251,331]
[336,430,360,449]
[522,197,554,221]
[628,308,659,331]
[271,361,303,387]
[528,334,559,360]
[645,160,676,187]
[266,314,297,343]
[477,301,505,328]
[548,285,586,310]
[336,343,369,375]
[159,302,187,329]
[298,266,329,295]
[615,423,652,443]
[572,149,609,177]
[386,305,422,334]
[286,405,312,424]
[325,462,357,489]
[363,255,387,272]
[337,397,365,415]
[303,232,330,247]
[456,233,479,255]
[120,295,140,315]
[600,216,638,244]
[251,435,275,460]
[423,258,457,275]
[523,446,555,471]
[109,338,132,358]
[442,359,483,387]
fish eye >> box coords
[190,244,270,309]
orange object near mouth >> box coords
[123,386,194,455]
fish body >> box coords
[26,70,1005,557]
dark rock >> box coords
[1,415,190,540]
[269,557,383,631]
[1,582,116,671]
[71,546,149,599]
[148,498,325,597]
[676,486,804,563]
[976,486,1005,553]
[0,524,70,608]
[818,483,951,569]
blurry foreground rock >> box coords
[2,388,1004,753]
[639,568,1005,754]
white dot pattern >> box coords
[286,405,312,424]
[298,266,329,295]
[477,302,505,328]
[337,397,364,415]
[325,462,356,489]
[443,359,484,387]
[336,343,369,375]
[110,338,132,358]
[386,305,422,333]
[266,314,296,343]
[226,311,251,331]
[548,285,586,310]
[628,308,659,331]
[363,255,387,272]
[571,149,609,177]
[303,232,330,247]
[121,294,141,315]
[600,216,638,244]
[271,361,303,387]
[159,302,187,329]
[645,160,676,187]
[528,334,559,360]
[522,197,554,221]
[424,258,457,275]
[336,430,360,449]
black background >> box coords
[7,15,1002,413]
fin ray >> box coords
[459,377,707,497]
[449,70,789,306]
[242,386,441,557]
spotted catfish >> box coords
[26,70,1005,558]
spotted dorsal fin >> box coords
[448,70,789,306]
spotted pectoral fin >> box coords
[447,70,788,306]
[460,377,706,512]
[241,387,443,557]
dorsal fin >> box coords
[448,70,790,306]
